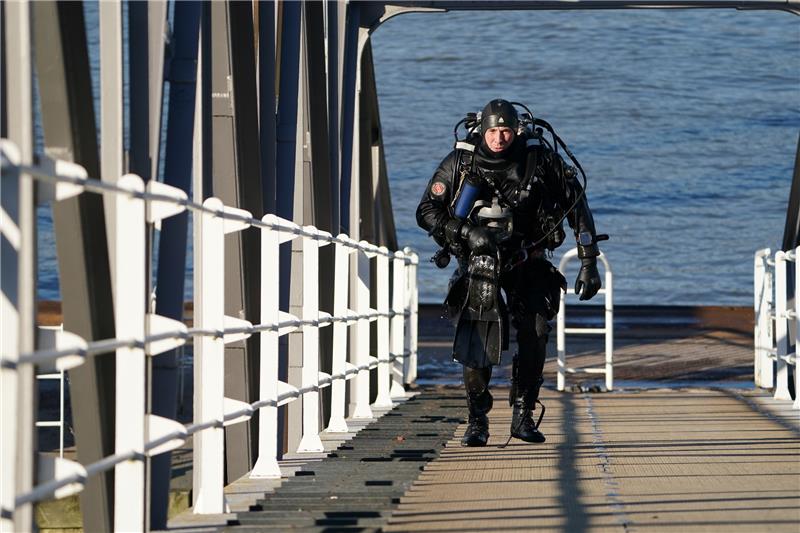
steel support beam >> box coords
[782,134,800,347]
[128,4,169,525]
[276,2,301,223]
[783,134,800,252]
[286,2,311,454]
[358,0,800,33]
[339,3,361,238]
[32,3,116,531]
[357,40,399,405]
[0,2,6,138]
[99,0,123,287]
[359,40,398,251]
[327,0,345,234]
[275,0,303,454]
[304,0,336,430]
[255,0,279,467]
[259,1,278,215]
[210,0,264,481]
[198,4,213,202]
[191,0,213,510]
[341,4,374,417]
[128,0,168,182]
[151,2,201,528]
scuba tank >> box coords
[453,174,482,219]
[431,119,482,269]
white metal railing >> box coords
[35,326,67,459]
[556,249,614,391]
[0,139,419,529]
[754,246,799,409]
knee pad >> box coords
[534,314,551,338]
[512,312,551,340]
[463,365,492,396]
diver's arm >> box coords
[546,151,599,258]
[545,150,602,300]
[416,152,459,247]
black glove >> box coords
[575,257,601,301]
[443,218,465,244]
[465,225,497,255]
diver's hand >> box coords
[575,258,601,301]
[466,226,497,255]
[443,218,465,244]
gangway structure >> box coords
[2,1,799,532]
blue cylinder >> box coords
[454,176,482,219]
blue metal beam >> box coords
[339,3,361,236]
[151,2,201,529]
[259,1,277,215]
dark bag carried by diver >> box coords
[451,253,509,368]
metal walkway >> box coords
[388,388,800,532]
[162,386,799,532]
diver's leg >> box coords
[509,314,548,443]
[461,365,493,447]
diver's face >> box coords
[484,127,515,153]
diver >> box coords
[417,99,604,446]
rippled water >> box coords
[35,8,799,307]
[371,9,800,305]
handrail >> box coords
[556,248,614,391]
[0,140,411,262]
[4,310,399,370]
[754,246,799,409]
[0,139,420,527]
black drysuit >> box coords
[416,134,599,411]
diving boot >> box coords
[461,389,492,447]
[510,398,545,443]
[460,413,489,447]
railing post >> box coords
[297,227,326,453]
[556,249,577,391]
[374,247,393,408]
[0,143,22,532]
[602,253,614,391]
[557,285,566,392]
[251,216,285,478]
[774,251,791,401]
[3,2,35,529]
[328,236,355,432]
[352,244,373,419]
[754,249,773,388]
[113,174,146,531]
[795,245,800,410]
[390,252,407,398]
[763,258,775,388]
[754,250,766,388]
[193,198,226,514]
[405,250,419,385]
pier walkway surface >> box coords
[156,305,800,533]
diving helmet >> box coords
[480,99,519,132]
